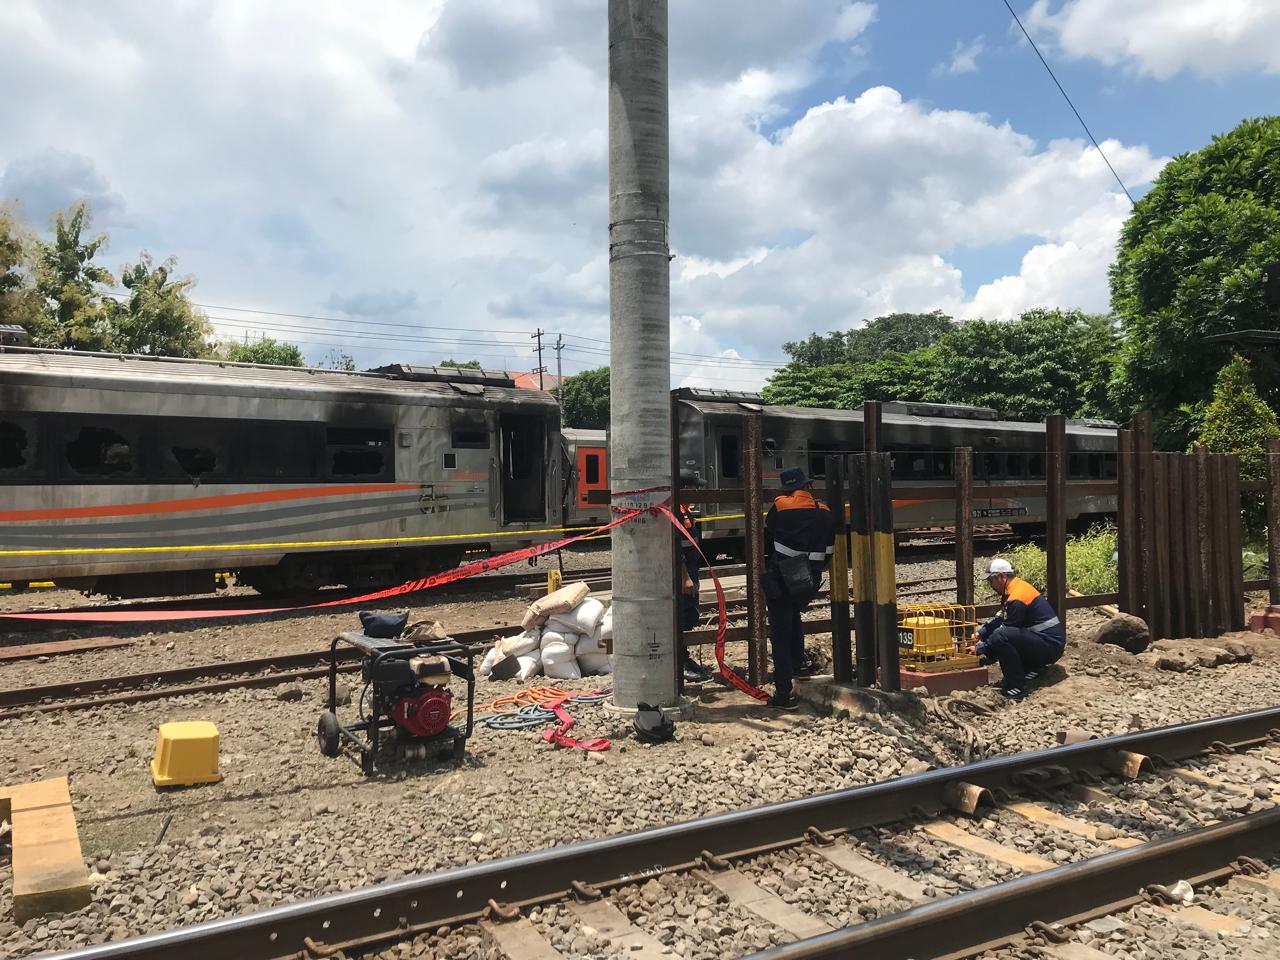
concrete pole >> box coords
[607,0,681,714]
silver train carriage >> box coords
[0,350,561,596]
[560,427,610,529]
[673,389,1118,550]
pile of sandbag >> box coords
[478,581,615,681]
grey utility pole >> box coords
[607,0,682,715]
[553,334,564,409]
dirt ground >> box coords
[1,556,1278,956]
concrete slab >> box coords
[0,776,91,922]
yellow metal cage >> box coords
[897,603,981,672]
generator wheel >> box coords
[317,711,341,757]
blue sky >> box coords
[1,1,1278,389]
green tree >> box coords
[111,252,212,357]
[0,204,44,336]
[225,337,305,366]
[1111,116,1280,444]
[782,311,953,367]
[1195,355,1280,531]
[561,366,610,429]
[440,358,482,369]
[761,362,855,407]
[33,202,116,350]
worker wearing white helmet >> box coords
[968,558,1065,701]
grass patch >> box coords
[975,525,1118,597]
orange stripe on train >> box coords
[0,484,422,523]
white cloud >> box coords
[934,37,985,76]
[0,0,1166,388]
[1025,0,1280,79]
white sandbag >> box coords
[599,606,612,642]
[516,653,542,681]
[578,652,613,676]
[577,624,606,657]
[478,645,499,678]
[539,627,568,651]
[540,638,577,666]
[543,656,582,680]
[499,628,540,658]
[545,598,606,637]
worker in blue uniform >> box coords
[969,558,1066,700]
[762,467,835,710]
[678,471,714,684]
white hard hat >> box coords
[983,558,1015,579]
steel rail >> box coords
[38,706,1280,960]
[750,805,1280,960]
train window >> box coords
[0,419,33,475]
[158,419,232,481]
[982,452,1002,479]
[932,452,952,479]
[1102,453,1118,479]
[451,426,488,449]
[327,427,391,478]
[242,422,320,481]
[584,454,600,485]
[720,434,740,479]
[1087,454,1101,479]
[1028,453,1045,478]
[443,453,457,469]
[1006,454,1023,478]
[1068,453,1085,479]
[64,425,136,478]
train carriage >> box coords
[0,350,561,596]
[673,389,1118,551]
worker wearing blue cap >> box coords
[762,467,835,709]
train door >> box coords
[499,414,546,524]
[714,426,742,488]
[576,443,607,509]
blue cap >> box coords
[779,467,810,491]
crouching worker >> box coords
[971,558,1065,701]
[762,468,835,710]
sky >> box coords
[2,0,1279,393]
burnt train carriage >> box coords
[673,389,1118,548]
[0,350,560,596]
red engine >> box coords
[390,686,453,738]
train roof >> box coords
[562,428,607,442]
[0,347,558,408]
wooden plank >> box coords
[955,446,975,607]
[1150,452,1170,641]
[1164,904,1248,934]
[922,821,1054,874]
[1045,944,1117,960]
[568,900,670,960]
[1230,873,1280,895]
[743,413,768,686]
[1004,802,1143,849]
[1268,439,1280,606]
[0,637,134,662]
[1184,455,1204,639]
[1117,428,1135,613]
[480,918,565,960]
[1225,454,1246,632]
[1195,447,1215,637]
[3,776,91,922]
[1168,767,1262,798]
[703,868,834,939]
[1045,416,1067,634]
[1133,412,1155,627]
[814,845,930,902]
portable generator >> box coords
[318,631,476,775]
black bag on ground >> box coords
[359,610,408,639]
[776,554,816,606]
[633,702,675,744]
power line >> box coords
[999,0,1136,206]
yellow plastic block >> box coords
[899,615,955,657]
[151,721,221,787]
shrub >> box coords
[974,525,1118,599]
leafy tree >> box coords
[561,366,610,429]
[225,337,305,367]
[761,363,856,407]
[782,311,953,367]
[0,204,43,336]
[111,252,212,357]
[781,332,850,367]
[440,358,482,369]
[1194,355,1280,530]
[33,202,116,350]
[1111,116,1280,445]
[317,349,356,371]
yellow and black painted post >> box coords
[849,454,877,687]
[824,454,852,683]
[869,453,900,691]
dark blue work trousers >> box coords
[766,595,805,697]
[983,625,1064,689]
[679,568,700,661]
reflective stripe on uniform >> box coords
[772,541,828,561]
[1030,616,1060,633]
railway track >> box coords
[37,707,1280,960]
[0,574,962,718]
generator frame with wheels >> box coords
[317,631,476,775]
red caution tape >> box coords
[540,695,610,752]
[0,510,643,623]
[657,504,769,703]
